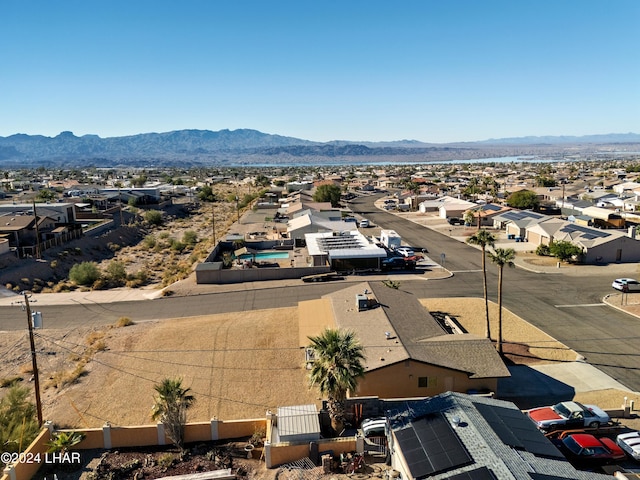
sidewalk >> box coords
[0,259,453,306]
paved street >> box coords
[2,194,640,393]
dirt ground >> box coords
[3,293,636,431]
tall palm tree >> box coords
[307,328,365,434]
[151,378,195,450]
[466,229,496,340]
[487,248,516,354]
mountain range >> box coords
[0,129,638,167]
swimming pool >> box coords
[238,251,290,261]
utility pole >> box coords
[23,292,43,426]
[32,200,41,260]
[212,204,216,245]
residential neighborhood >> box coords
[5,158,640,479]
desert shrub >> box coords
[157,453,176,469]
[5,283,12,290]
[144,210,163,226]
[69,262,101,286]
[0,376,22,388]
[86,331,105,346]
[182,230,198,246]
[170,240,186,252]
[143,235,157,249]
[46,366,86,389]
[31,284,42,293]
[12,285,21,292]
[33,278,44,286]
[91,278,108,290]
[52,282,72,293]
[20,278,30,285]
[115,317,134,328]
[107,242,121,252]
[50,260,58,269]
[105,261,127,285]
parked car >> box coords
[301,272,344,283]
[616,431,640,461]
[395,247,415,257]
[359,219,370,228]
[552,433,625,465]
[526,401,610,431]
[447,217,464,225]
[612,278,640,292]
[381,257,416,271]
[360,417,387,438]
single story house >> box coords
[304,231,387,270]
[299,282,509,399]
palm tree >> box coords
[487,248,516,354]
[466,229,496,340]
[307,328,365,434]
[47,431,85,453]
[151,378,195,450]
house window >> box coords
[418,377,437,388]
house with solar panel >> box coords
[492,210,548,241]
[526,217,640,263]
[299,282,510,399]
[387,392,611,480]
[464,203,512,227]
[304,231,388,270]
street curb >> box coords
[603,293,640,320]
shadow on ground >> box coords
[498,365,575,410]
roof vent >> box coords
[451,416,461,428]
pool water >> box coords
[238,251,290,261]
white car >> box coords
[612,278,640,292]
[617,431,640,461]
[395,247,415,257]
[359,219,370,228]
[526,401,610,431]
[360,417,387,437]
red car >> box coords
[553,433,625,465]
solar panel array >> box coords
[558,223,611,240]
[315,233,363,251]
[480,204,502,212]
[394,413,472,479]
[499,210,546,222]
[474,403,564,459]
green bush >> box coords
[170,240,186,252]
[182,230,198,246]
[535,244,550,256]
[144,210,163,226]
[105,261,127,285]
[143,235,157,249]
[69,262,101,286]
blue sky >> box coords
[2,1,638,143]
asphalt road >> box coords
[2,194,640,392]
[349,194,640,392]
